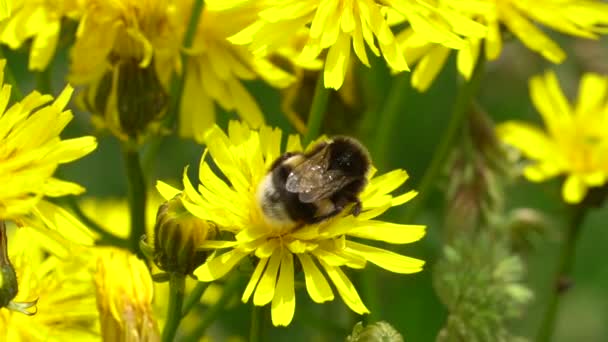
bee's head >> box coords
[327,137,370,177]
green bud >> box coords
[0,222,36,315]
[346,321,404,342]
[116,58,168,138]
[150,196,216,275]
[80,57,168,143]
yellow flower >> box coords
[22,199,171,340]
[216,0,485,89]
[0,1,10,21]
[179,2,295,142]
[70,0,181,142]
[69,0,180,85]
[95,248,160,342]
[496,71,608,204]
[0,225,99,341]
[400,0,608,91]
[0,0,81,70]
[0,60,97,220]
[157,121,426,326]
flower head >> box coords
[148,194,217,275]
[400,0,608,91]
[0,0,81,70]
[0,225,99,341]
[69,0,179,84]
[158,121,426,326]
[0,60,97,220]
[496,71,608,204]
[214,0,485,89]
[95,248,160,342]
[179,3,295,142]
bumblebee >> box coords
[257,137,371,227]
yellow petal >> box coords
[271,251,295,326]
[297,253,334,303]
[562,175,588,204]
[523,163,563,182]
[501,6,565,63]
[156,181,181,200]
[253,249,282,306]
[194,249,248,281]
[242,257,269,303]
[576,73,608,120]
[457,38,481,80]
[411,45,450,91]
[496,121,556,160]
[324,32,350,89]
[348,221,426,244]
[345,241,425,274]
[319,259,369,315]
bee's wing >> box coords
[285,148,330,193]
[285,150,351,203]
[297,170,350,203]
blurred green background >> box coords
[4,31,608,341]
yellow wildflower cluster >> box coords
[400,0,608,91]
[497,71,608,204]
[158,121,426,326]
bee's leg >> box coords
[350,199,362,216]
[309,207,343,223]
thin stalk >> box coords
[303,74,331,145]
[181,281,211,318]
[122,145,147,258]
[65,197,129,248]
[162,273,186,342]
[249,304,269,342]
[402,56,486,223]
[371,73,410,170]
[536,204,587,342]
[185,274,242,340]
[0,48,23,101]
[36,67,52,95]
[164,0,205,128]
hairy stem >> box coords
[536,204,587,342]
[403,56,486,223]
[303,73,331,145]
[371,73,410,170]
[181,281,211,318]
[164,0,205,129]
[186,275,242,340]
[122,145,147,258]
[249,304,269,342]
[162,273,186,342]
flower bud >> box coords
[0,221,18,308]
[347,321,404,342]
[116,58,168,138]
[0,222,36,315]
[95,248,159,341]
[80,58,168,143]
[151,196,216,275]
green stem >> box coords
[371,73,410,170]
[164,0,205,129]
[536,204,587,342]
[122,145,147,258]
[36,67,52,95]
[402,55,486,223]
[249,304,268,342]
[185,275,242,340]
[65,197,129,248]
[162,273,186,342]
[181,281,211,318]
[0,48,23,101]
[303,73,331,145]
